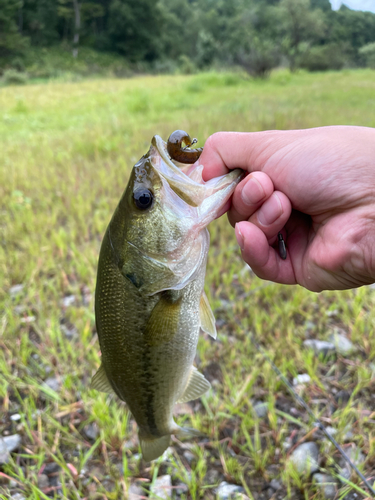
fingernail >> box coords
[241,177,265,206]
[258,193,282,226]
[235,223,244,251]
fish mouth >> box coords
[151,135,207,207]
[151,135,244,209]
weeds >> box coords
[1,69,375,498]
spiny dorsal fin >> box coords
[144,296,182,346]
[140,434,170,461]
[199,292,217,339]
[90,364,113,393]
[178,366,211,403]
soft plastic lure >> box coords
[167,130,203,164]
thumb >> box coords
[201,130,283,181]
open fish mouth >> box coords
[151,134,243,209]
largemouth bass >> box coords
[93,131,243,461]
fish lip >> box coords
[151,135,201,184]
[151,134,244,211]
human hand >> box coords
[200,126,375,292]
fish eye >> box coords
[133,188,153,210]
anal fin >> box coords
[199,292,217,339]
[90,364,113,393]
[140,434,171,461]
[178,366,211,403]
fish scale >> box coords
[93,132,243,460]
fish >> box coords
[93,131,243,461]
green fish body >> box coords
[93,134,243,460]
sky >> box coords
[330,0,375,12]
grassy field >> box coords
[1,69,375,500]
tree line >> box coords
[2,0,375,77]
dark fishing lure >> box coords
[167,130,203,164]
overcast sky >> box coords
[330,0,375,12]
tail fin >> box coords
[139,434,170,462]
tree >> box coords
[21,0,59,46]
[277,0,325,70]
[107,0,162,62]
[0,0,27,66]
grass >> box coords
[1,68,375,499]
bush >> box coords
[22,46,131,80]
[359,42,375,69]
[152,59,177,74]
[299,44,346,71]
[236,39,280,78]
[2,69,28,85]
[178,55,197,75]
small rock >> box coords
[14,305,26,314]
[269,478,282,490]
[60,324,78,339]
[326,309,338,317]
[205,469,221,485]
[175,482,188,495]
[340,445,365,468]
[334,390,350,407]
[344,429,354,441]
[128,483,145,500]
[11,494,26,500]
[83,423,99,440]
[325,426,337,437]
[150,474,172,500]
[3,433,22,453]
[253,402,269,418]
[10,414,21,422]
[38,473,49,489]
[293,374,311,386]
[289,442,319,476]
[313,473,338,499]
[43,462,61,487]
[20,315,36,323]
[0,437,10,464]
[81,286,92,306]
[216,481,245,499]
[10,284,24,297]
[61,295,76,308]
[304,321,316,332]
[329,331,355,357]
[161,448,174,462]
[304,339,335,357]
[183,450,195,464]
[342,491,360,500]
[339,465,351,481]
[43,377,61,392]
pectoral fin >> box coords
[91,364,113,393]
[144,295,182,346]
[178,366,211,403]
[199,292,217,339]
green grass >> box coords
[1,69,375,499]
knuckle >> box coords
[204,132,226,151]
